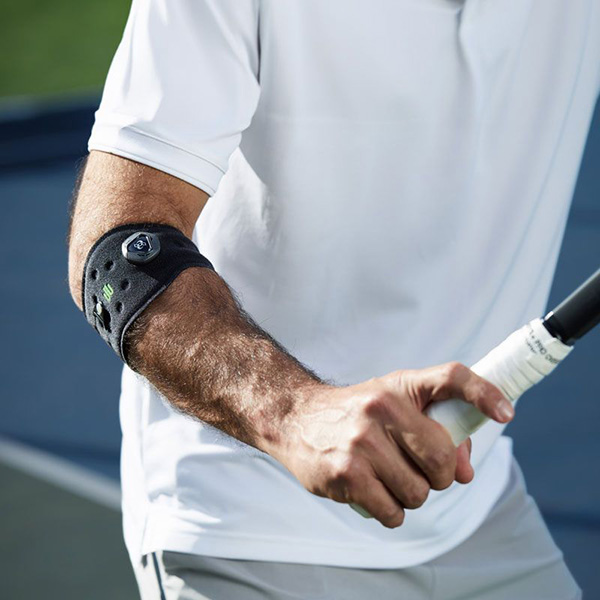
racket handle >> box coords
[426,318,572,446]
[424,397,487,446]
[429,267,600,443]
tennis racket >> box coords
[352,267,600,518]
[426,266,600,445]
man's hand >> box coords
[269,362,513,528]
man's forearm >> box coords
[68,151,322,456]
[124,266,323,453]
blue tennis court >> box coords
[1,98,598,597]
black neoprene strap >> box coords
[82,223,214,363]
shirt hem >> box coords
[88,121,222,196]
[135,438,513,569]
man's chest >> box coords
[256,0,594,128]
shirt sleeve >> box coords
[88,0,261,196]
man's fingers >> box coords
[401,362,514,424]
[350,474,406,528]
[454,438,474,484]
[368,431,431,509]
[390,412,457,491]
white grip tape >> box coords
[425,318,573,446]
[351,318,572,519]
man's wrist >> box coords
[257,380,331,463]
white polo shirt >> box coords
[89,0,600,568]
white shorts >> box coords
[133,458,581,600]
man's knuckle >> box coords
[404,482,430,508]
[489,384,506,403]
[380,506,405,528]
[362,391,394,418]
[427,445,454,471]
[443,361,466,381]
[402,494,421,509]
[344,425,374,459]
[330,457,362,487]
[431,473,454,491]
[382,369,405,388]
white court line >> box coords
[0,435,121,511]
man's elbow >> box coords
[67,224,86,311]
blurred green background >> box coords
[1,0,129,98]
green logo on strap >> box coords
[102,283,114,302]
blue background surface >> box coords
[1,100,598,594]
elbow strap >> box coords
[81,223,214,364]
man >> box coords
[68,1,597,598]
